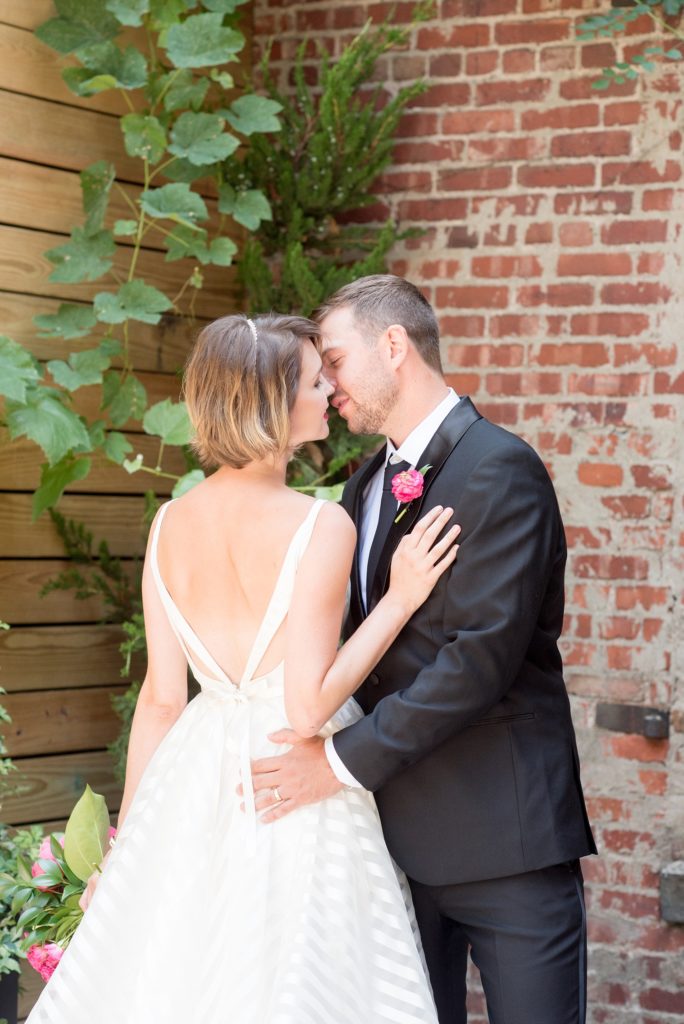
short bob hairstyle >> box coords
[183,313,321,469]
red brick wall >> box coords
[252,2,684,1020]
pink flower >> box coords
[31,833,65,888]
[391,468,426,504]
[27,942,64,982]
[37,833,65,864]
[391,464,432,522]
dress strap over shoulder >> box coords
[150,501,230,686]
[239,499,326,687]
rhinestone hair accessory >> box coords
[246,318,258,345]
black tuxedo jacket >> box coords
[334,398,596,886]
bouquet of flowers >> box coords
[0,786,115,982]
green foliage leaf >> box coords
[105,0,150,25]
[172,468,205,497]
[149,0,195,29]
[161,69,210,112]
[94,281,173,325]
[113,219,138,236]
[46,228,115,283]
[103,431,133,463]
[33,457,92,519]
[0,337,41,402]
[81,161,116,235]
[63,43,147,94]
[206,236,237,265]
[143,398,192,444]
[7,394,91,466]
[123,453,144,473]
[164,12,244,68]
[201,0,249,11]
[224,94,282,135]
[47,342,118,392]
[35,0,119,55]
[121,113,167,163]
[218,185,272,229]
[140,182,208,225]
[169,112,239,165]
[63,786,111,883]
[102,372,148,427]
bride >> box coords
[27,313,459,1024]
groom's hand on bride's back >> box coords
[239,733,343,822]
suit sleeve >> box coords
[331,443,564,792]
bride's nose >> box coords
[322,375,335,397]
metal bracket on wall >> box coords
[661,862,684,924]
[595,703,670,740]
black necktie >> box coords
[365,458,410,604]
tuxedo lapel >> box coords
[342,447,386,631]
[367,397,482,612]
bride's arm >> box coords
[117,527,188,829]
[284,502,459,738]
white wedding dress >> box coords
[27,498,438,1024]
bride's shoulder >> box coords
[314,497,356,536]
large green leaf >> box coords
[206,236,237,265]
[143,398,192,444]
[81,161,115,236]
[35,0,119,55]
[7,394,91,466]
[34,304,98,339]
[63,43,148,95]
[46,228,115,283]
[164,12,244,68]
[63,786,111,883]
[33,456,92,519]
[161,69,209,112]
[149,0,195,29]
[169,112,239,165]
[121,113,167,164]
[201,0,249,11]
[218,185,271,230]
[47,342,118,392]
[163,226,236,265]
[172,468,205,497]
[163,223,208,261]
[102,372,148,427]
[140,182,208,226]
[224,94,282,136]
[103,430,133,463]
[0,337,41,402]
[105,0,150,25]
[94,281,173,325]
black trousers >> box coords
[409,861,587,1024]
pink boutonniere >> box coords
[392,464,432,523]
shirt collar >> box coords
[385,389,460,468]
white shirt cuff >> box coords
[324,735,363,788]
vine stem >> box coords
[646,7,684,43]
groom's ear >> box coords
[385,324,410,369]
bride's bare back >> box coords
[155,472,330,684]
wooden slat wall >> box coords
[0,4,249,1013]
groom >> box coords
[251,275,596,1023]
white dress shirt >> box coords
[325,389,461,788]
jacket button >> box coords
[368,672,380,686]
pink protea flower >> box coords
[391,464,432,522]
[27,942,64,982]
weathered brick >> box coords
[558,253,632,276]
[551,130,632,158]
[476,77,551,106]
[518,163,596,188]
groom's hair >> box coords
[315,275,442,373]
[183,314,321,469]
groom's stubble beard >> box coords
[342,365,400,436]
